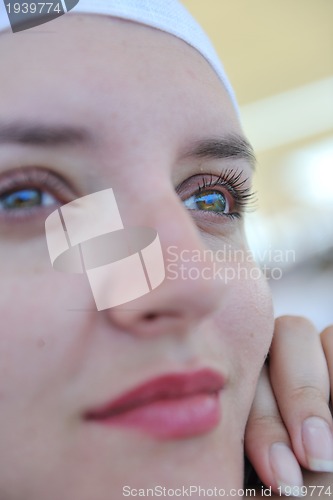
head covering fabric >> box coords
[0,0,238,111]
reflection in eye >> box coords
[0,188,56,211]
[184,190,229,214]
[0,168,76,223]
[180,169,256,220]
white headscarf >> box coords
[0,0,238,111]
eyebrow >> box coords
[0,123,256,169]
[0,122,91,147]
[184,135,256,169]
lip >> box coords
[84,369,225,439]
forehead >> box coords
[0,15,240,141]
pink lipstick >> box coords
[84,369,224,439]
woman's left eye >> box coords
[180,169,255,220]
[0,188,56,211]
[184,190,229,214]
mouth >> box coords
[84,369,225,439]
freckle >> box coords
[37,339,46,349]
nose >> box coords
[100,206,224,338]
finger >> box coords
[270,316,333,473]
[245,364,303,494]
[321,326,333,404]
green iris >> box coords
[1,189,42,210]
[184,190,227,214]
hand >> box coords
[245,316,333,496]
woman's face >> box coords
[0,15,273,500]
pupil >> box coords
[196,192,226,212]
[2,189,42,209]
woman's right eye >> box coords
[0,167,76,223]
[0,188,56,211]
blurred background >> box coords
[183,0,333,330]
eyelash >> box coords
[182,168,256,219]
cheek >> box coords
[213,260,274,414]
[218,248,274,358]
[0,272,91,400]
[1,271,87,332]
[236,271,274,373]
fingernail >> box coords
[270,442,303,495]
[302,417,333,472]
